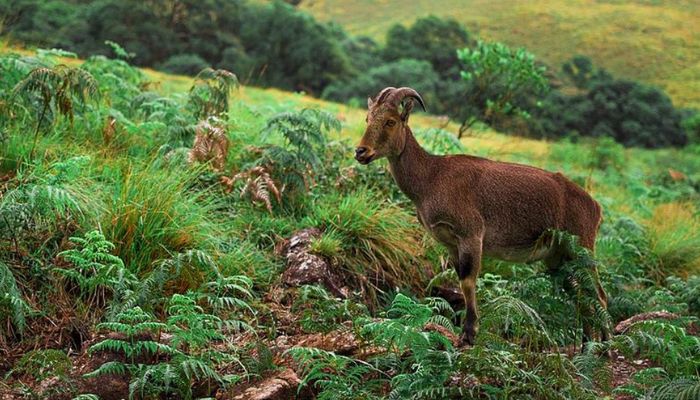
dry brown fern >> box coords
[187,117,229,172]
[221,166,281,214]
[102,115,116,146]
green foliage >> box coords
[85,301,231,400]
[0,260,28,339]
[308,191,429,306]
[323,58,440,109]
[587,136,625,171]
[681,112,700,143]
[13,63,99,158]
[562,55,611,90]
[383,16,472,77]
[0,156,97,252]
[238,1,353,93]
[255,108,340,208]
[292,285,368,333]
[457,40,549,135]
[56,230,133,308]
[188,67,238,119]
[414,128,465,155]
[533,71,688,148]
[10,349,72,382]
[579,319,700,396]
[287,347,383,400]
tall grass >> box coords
[307,191,430,306]
[101,163,222,274]
[645,202,700,280]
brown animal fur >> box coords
[355,87,608,345]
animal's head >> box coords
[355,87,425,164]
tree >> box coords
[531,76,688,148]
[384,16,472,77]
[457,41,549,137]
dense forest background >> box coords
[2,0,699,148]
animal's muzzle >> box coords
[354,147,374,164]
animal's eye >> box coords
[385,119,396,127]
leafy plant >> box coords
[55,230,133,308]
[292,285,367,334]
[9,349,72,382]
[457,40,549,137]
[85,301,229,400]
[13,64,99,158]
[0,260,29,339]
[287,347,383,400]
[188,68,238,119]
[255,108,340,207]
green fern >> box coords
[0,260,28,338]
[292,285,368,334]
[259,108,340,204]
[286,347,384,400]
[188,68,238,119]
[86,300,230,400]
[13,64,99,158]
[56,230,133,308]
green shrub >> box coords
[10,349,72,382]
[533,75,688,148]
[322,58,440,108]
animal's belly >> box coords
[484,243,552,263]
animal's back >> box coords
[437,155,601,255]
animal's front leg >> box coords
[456,236,483,346]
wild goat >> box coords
[355,87,609,345]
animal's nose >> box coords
[355,147,368,157]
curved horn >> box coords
[373,87,396,105]
[388,87,426,112]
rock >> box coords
[222,368,302,400]
[614,311,680,334]
[280,228,348,298]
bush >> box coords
[533,76,688,148]
[322,58,440,108]
[159,54,209,76]
[457,41,549,136]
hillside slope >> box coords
[302,0,700,109]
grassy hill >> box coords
[302,0,700,109]
[2,44,700,399]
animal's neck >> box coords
[388,126,432,203]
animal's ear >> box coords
[367,96,374,109]
[399,99,415,122]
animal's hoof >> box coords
[459,330,476,347]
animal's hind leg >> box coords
[454,236,483,346]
